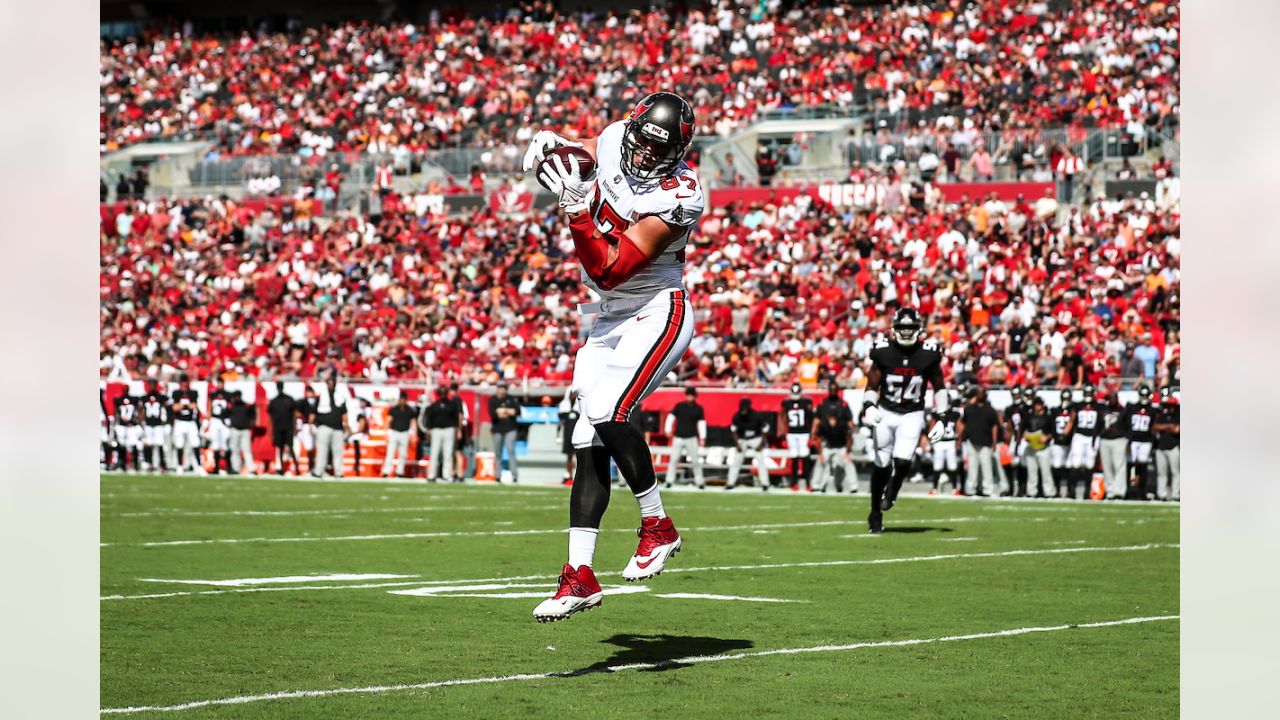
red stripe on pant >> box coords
[612,291,685,422]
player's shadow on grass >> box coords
[883,526,955,534]
[554,634,754,677]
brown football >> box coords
[536,145,596,191]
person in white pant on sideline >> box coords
[957,388,1000,496]
[311,376,352,478]
[168,378,203,473]
[663,387,706,489]
[1022,396,1057,498]
[382,394,418,478]
[811,410,858,493]
[225,392,257,474]
[420,388,460,482]
[1097,391,1129,500]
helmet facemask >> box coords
[621,123,682,180]
[892,320,923,347]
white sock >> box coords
[567,527,599,568]
[634,483,667,519]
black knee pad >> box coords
[592,421,656,495]
[569,446,613,528]
[892,458,912,480]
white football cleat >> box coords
[621,516,683,582]
[532,564,603,623]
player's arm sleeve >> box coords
[697,420,707,442]
[664,413,675,435]
[568,213,675,291]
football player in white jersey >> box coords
[523,92,704,622]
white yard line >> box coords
[104,473,1180,507]
[653,593,806,603]
[100,518,993,548]
[100,542,1177,602]
[922,495,1180,509]
[99,614,1178,715]
[138,574,417,587]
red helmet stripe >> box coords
[630,97,654,120]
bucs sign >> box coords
[814,182,887,209]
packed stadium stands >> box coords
[99,169,1180,389]
[100,0,1179,156]
[99,0,1180,392]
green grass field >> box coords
[101,473,1179,718]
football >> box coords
[536,145,596,192]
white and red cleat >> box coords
[622,516,682,582]
[532,564,603,623]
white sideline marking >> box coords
[99,517,993,548]
[654,593,805,603]
[138,574,416,587]
[100,543,1177,601]
[937,537,979,542]
[99,614,1178,714]
[115,504,561,518]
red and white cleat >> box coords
[621,516,682,582]
[532,564,603,623]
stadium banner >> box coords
[932,182,1056,203]
[707,181,1055,209]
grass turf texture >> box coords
[101,473,1179,718]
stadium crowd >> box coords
[100,0,1179,160]
[100,162,1181,390]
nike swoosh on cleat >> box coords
[635,556,659,570]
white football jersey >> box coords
[584,120,706,300]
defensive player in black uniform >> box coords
[1003,387,1030,496]
[112,392,143,472]
[207,379,234,474]
[1124,386,1157,500]
[100,388,112,469]
[1153,391,1180,501]
[861,308,947,533]
[1097,390,1128,500]
[1050,389,1075,497]
[140,382,171,472]
[170,378,203,473]
[780,383,816,491]
[927,390,962,495]
[1066,386,1102,499]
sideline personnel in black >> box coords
[726,398,772,490]
[267,382,299,475]
[423,389,460,482]
[226,393,257,474]
[382,394,417,478]
[957,387,999,496]
[489,384,522,483]
[312,376,351,478]
[663,387,707,489]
